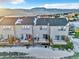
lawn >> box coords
[74,32,79,38]
[51,41,73,50]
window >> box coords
[22,26,30,30]
[58,27,66,31]
[55,35,60,40]
[3,26,12,30]
[40,26,47,30]
[25,34,32,40]
[43,34,48,40]
[61,36,65,40]
[3,26,11,28]
[21,34,24,40]
[0,34,3,39]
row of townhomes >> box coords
[0,16,69,45]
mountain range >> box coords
[0,7,79,16]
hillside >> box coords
[0,7,79,16]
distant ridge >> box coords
[0,7,79,16]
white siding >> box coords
[0,25,14,39]
[16,25,32,34]
[33,26,49,39]
[15,25,32,40]
[50,26,69,40]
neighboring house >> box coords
[35,18,69,45]
[15,17,35,44]
[33,18,50,44]
[69,21,79,36]
[0,17,17,41]
[49,18,69,45]
[69,21,79,38]
[0,16,35,44]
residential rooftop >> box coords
[36,18,68,26]
[0,16,68,26]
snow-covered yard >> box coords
[71,38,79,52]
[0,47,74,59]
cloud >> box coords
[42,3,79,9]
[0,0,24,4]
[0,0,9,3]
[11,0,24,4]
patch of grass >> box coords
[51,44,65,48]
[74,32,79,38]
[66,41,73,50]
[51,41,73,50]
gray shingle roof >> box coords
[0,16,68,26]
[17,17,35,25]
[0,17,18,25]
[0,16,35,25]
[36,18,68,26]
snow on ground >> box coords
[0,46,74,59]
[69,21,79,28]
[28,47,74,59]
[0,47,28,53]
[71,38,79,52]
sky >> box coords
[0,0,79,9]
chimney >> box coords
[34,18,37,25]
